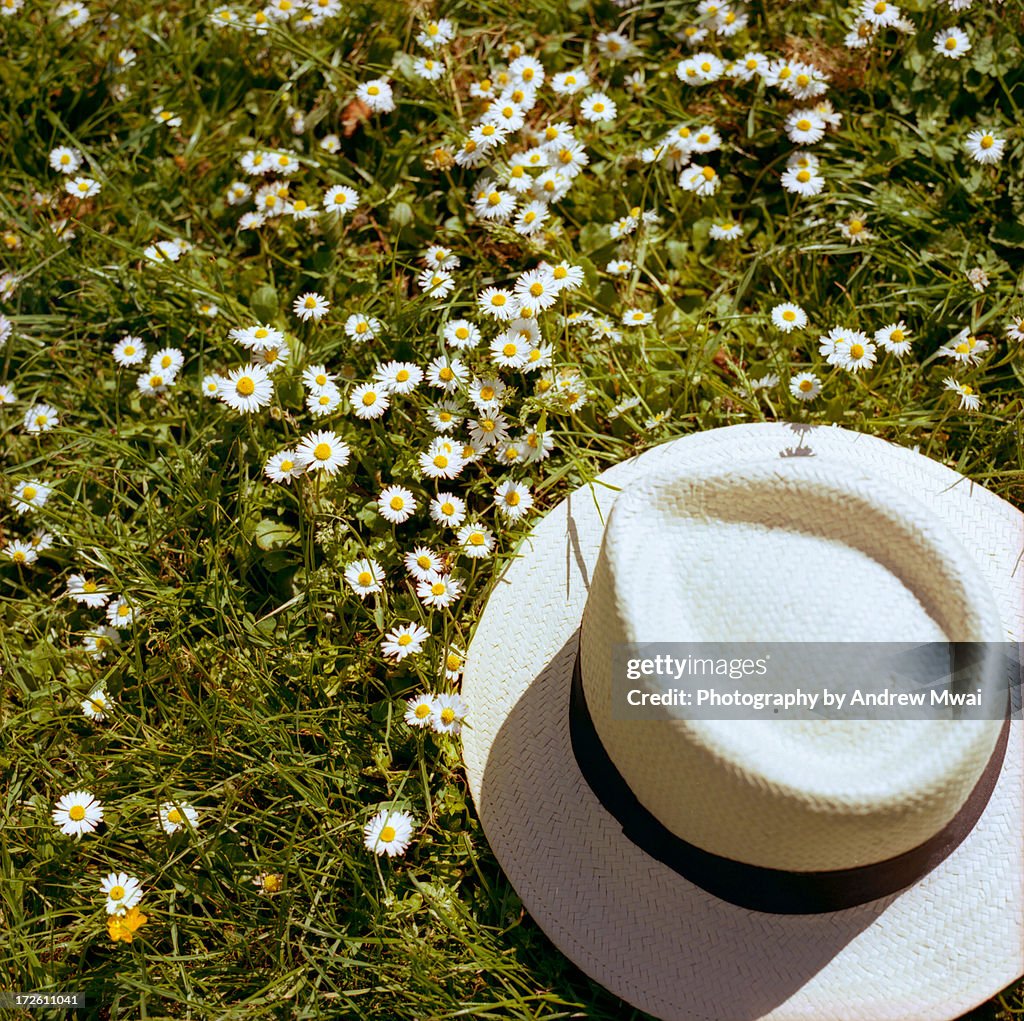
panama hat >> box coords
[461,422,1023,1021]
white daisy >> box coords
[494,480,533,520]
[350,382,390,420]
[344,313,382,341]
[306,383,342,417]
[100,872,143,915]
[292,292,330,322]
[789,372,821,401]
[429,493,466,528]
[580,92,617,123]
[404,693,437,728]
[380,623,430,662]
[66,176,101,198]
[378,485,417,524]
[81,686,111,721]
[52,790,104,839]
[219,364,273,414]
[781,165,825,197]
[874,322,913,357]
[24,403,59,433]
[456,522,494,559]
[323,185,360,216]
[67,574,110,607]
[374,361,423,395]
[430,692,468,735]
[106,597,136,629]
[295,430,351,475]
[943,377,980,411]
[416,573,462,609]
[363,808,415,856]
[964,129,1006,165]
[403,546,443,581]
[264,449,303,485]
[934,26,970,58]
[158,801,199,835]
[11,480,50,515]
[345,558,384,598]
[770,303,808,332]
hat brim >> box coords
[462,422,1024,1021]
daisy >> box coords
[152,107,182,128]
[356,79,395,114]
[233,324,284,350]
[430,692,468,735]
[934,27,970,59]
[48,146,82,174]
[295,430,351,475]
[509,54,544,87]
[196,301,219,317]
[430,493,466,528]
[404,546,443,581]
[219,364,273,414]
[101,872,143,915]
[0,384,15,405]
[785,110,827,146]
[580,93,617,123]
[345,558,384,597]
[606,259,633,276]
[690,126,722,154]
[417,268,456,300]
[53,790,104,839]
[83,625,122,659]
[416,573,462,609]
[81,686,111,721]
[860,0,902,27]
[11,480,50,514]
[457,522,494,559]
[781,166,825,197]
[375,361,423,395]
[4,540,37,566]
[875,322,913,356]
[363,808,416,856]
[622,308,653,327]
[944,377,980,411]
[964,129,1006,165]
[940,329,989,365]
[425,357,467,393]
[0,314,10,346]
[67,176,101,199]
[106,597,136,629]
[835,332,876,372]
[380,623,430,662]
[839,216,874,243]
[404,693,437,728]
[150,347,184,376]
[477,287,518,321]
[771,303,808,332]
[790,372,821,401]
[679,165,721,197]
[417,17,454,48]
[378,485,417,524]
[302,364,336,392]
[350,382,390,420]
[24,403,59,433]
[67,574,110,607]
[263,449,303,485]
[306,383,342,417]
[513,201,549,236]
[418,440,465,480]
[253,341,289,373]
[344,313,382,341]
[551,68,589,95]
[494,480,533,520]
[323,185,359,216]
[293,292,330,322]
[158,801,199,835]
[1006,316,1024,343]
[474,186,516,223]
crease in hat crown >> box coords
[578,457,1007,874]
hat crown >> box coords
[580,458,1005,872]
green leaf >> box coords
[250,285,279,322]
[253,518,300,551]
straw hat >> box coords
[462,422,1023,1021]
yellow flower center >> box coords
[796,73,810,87]
[368,85,380,96]
[431,582,445,596]
[441,502,454,515]
[783,310,796,322]
[109,885,125,900]
[440,708,455,724]
[293,200,307,211]
[746,59,758,69]
[849,343,864,359]
[355,321,368,333]
[117,604,130,617]
[397,634,412,646]
[961,384,973,395]
[149,376,162,388]
[487,191,501,205]
[945,37,957,50]
[313,442,331,460]
[433,455,448,468]
[415,703,431,718]
[168,808,183,824]
[797,170,811,183]
[69,805,86,820]
[796,119,811,131]
[502,343,517,357]
[318,395,330,406]
[507,491,520,506]
[396,369,409,382]
[60,154,70,164]
[390,496,405,510]
[280,459,294,472]
[469,532,485,545]
[236,376,255,396]
[83,581,97,592]
[491,294,506,306]
[446,652,462,671]
[799,379,813,392]
[593,102,605,113]
[22,486,37,500]
[304,296,317,308]
[890,329,904,342]
[701,166,716,181]
[255,328,268,339]
[379,825,396,842]
[981,135,993,149]
[848,220,863,233]
[358,571,372,586]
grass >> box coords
[1,0,1023,1018]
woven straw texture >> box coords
[580,459,1005,872]
[461,423,1024,1021]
